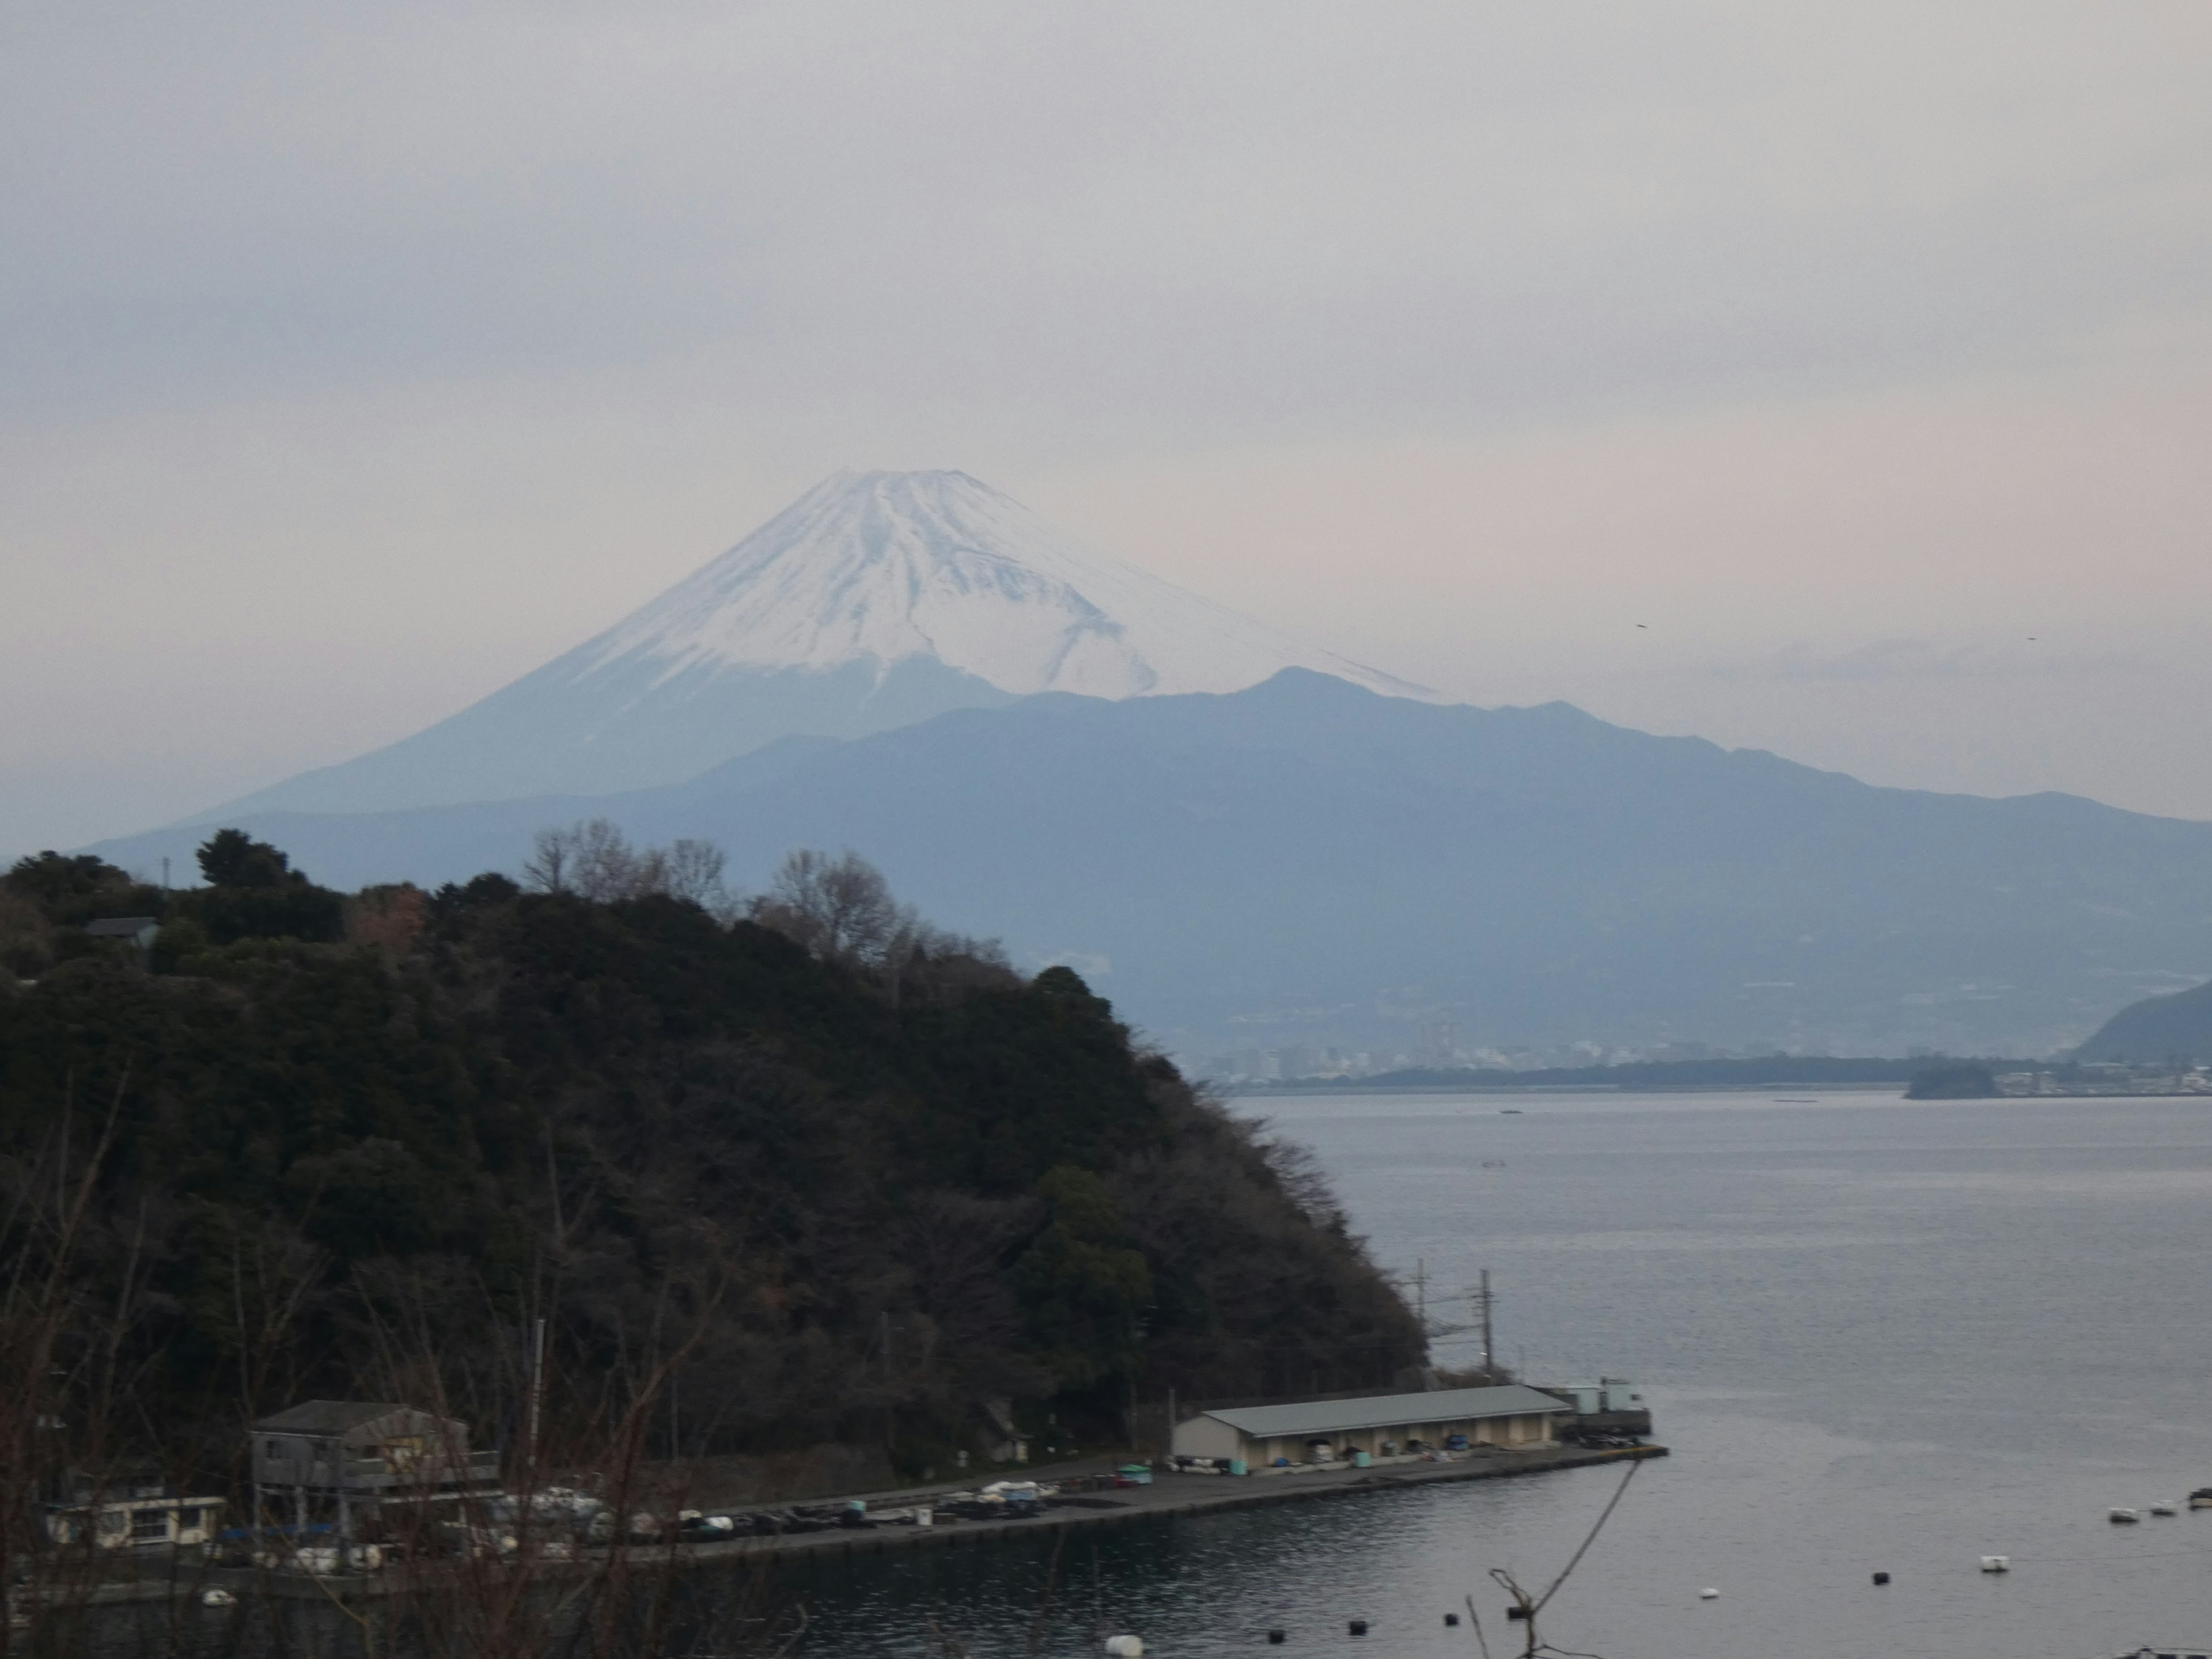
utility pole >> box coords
[1412,1257,1429,1349]
[1480,1270,1495,1376]
[1461,1271,1496,1373]
[525,1316,546,1478]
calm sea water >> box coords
[791,1089,2212,1659]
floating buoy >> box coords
[1444,1612,1460,1626]
[1348,1619,1368,1637]
[1506,1607,1530,1621]
[2111,1508,2141,1524]
[2151,1499,2179,1516]
[1980,1556,2009,1573]
[1103,1639,1145,1658]
[199,1588,237,1608]
[1268,1632,1286,1646]
[1872,1572,1890,1585]
[1699,1588,1720,1600]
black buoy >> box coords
[1268,1633,1286,1646]
[1872,1571,1891,1586]
[1349,1620,1368,1637]
[1444,1613,1460,1627]
[1506,1607,1531,1622]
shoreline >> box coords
[37,1443,1666,1611]
[695,1441,1665,1568]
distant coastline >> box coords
[1225,1055,1949,1095]
[1227,1054,2212,1100]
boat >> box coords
[2111,1508,2142,1524]
[1980,1556,2010,1573]
[2150,1500,2179,1517]
[2190,1488,2212,1510]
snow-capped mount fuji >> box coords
[189,469,1430,820]
[582,469,1422,701]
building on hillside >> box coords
[83,916,159,964]
[1169,1383,1570,1470]
[978,1398,1028,1464]
[251,1401,501,1538]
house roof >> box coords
[83,916,157,937]
[253,1401,418,1435]
[1200,1384,1571,1441]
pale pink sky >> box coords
[3,1,2209,854]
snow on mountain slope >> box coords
[588,469,1426,699]
[180,470,1429,820]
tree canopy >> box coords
[0,836,1422,1485]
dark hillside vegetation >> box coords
[0,833,1422,1491]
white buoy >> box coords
[1104,1638,1145,1657]
[1699,1588,1719,1600]
[199,1588,237,1607]
[2150,1499,2179,1516]
[1980,1556,2010,1573]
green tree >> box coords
[181,831,343,943]
[2,851,160,927]
[1013,1164,1153,1393]
[195,828,294,889]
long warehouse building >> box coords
[1169,1383,1571,1470]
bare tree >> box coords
[570,820,647,902]
[661,840,737,920]
[751,850,905,967]
[522,821,740,918]
[521,827,573,894]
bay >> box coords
[793,1089,2212,1658]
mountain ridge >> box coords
[89,670,2212,1059]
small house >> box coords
[83,916,159,962]
[44,1469,224,1550]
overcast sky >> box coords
[5,1,2210,858]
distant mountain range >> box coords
[94,667,2212,1062]
[192,470,1425,819]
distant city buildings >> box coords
[1994,1065,2212,1097]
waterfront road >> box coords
[677,1442,1668,1568]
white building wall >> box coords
[1170,1416,1247,1460]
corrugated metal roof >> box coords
[253,1401,417,1435]
[1201,1384,1569,1440]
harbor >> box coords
[14,1437,1664,1615]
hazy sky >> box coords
[5,1,2210,859]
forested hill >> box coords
[2073,976,2212,1063]
[0,835,1422,1483]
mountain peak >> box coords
[175,470,1429,820]
[578,468,1425,702]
